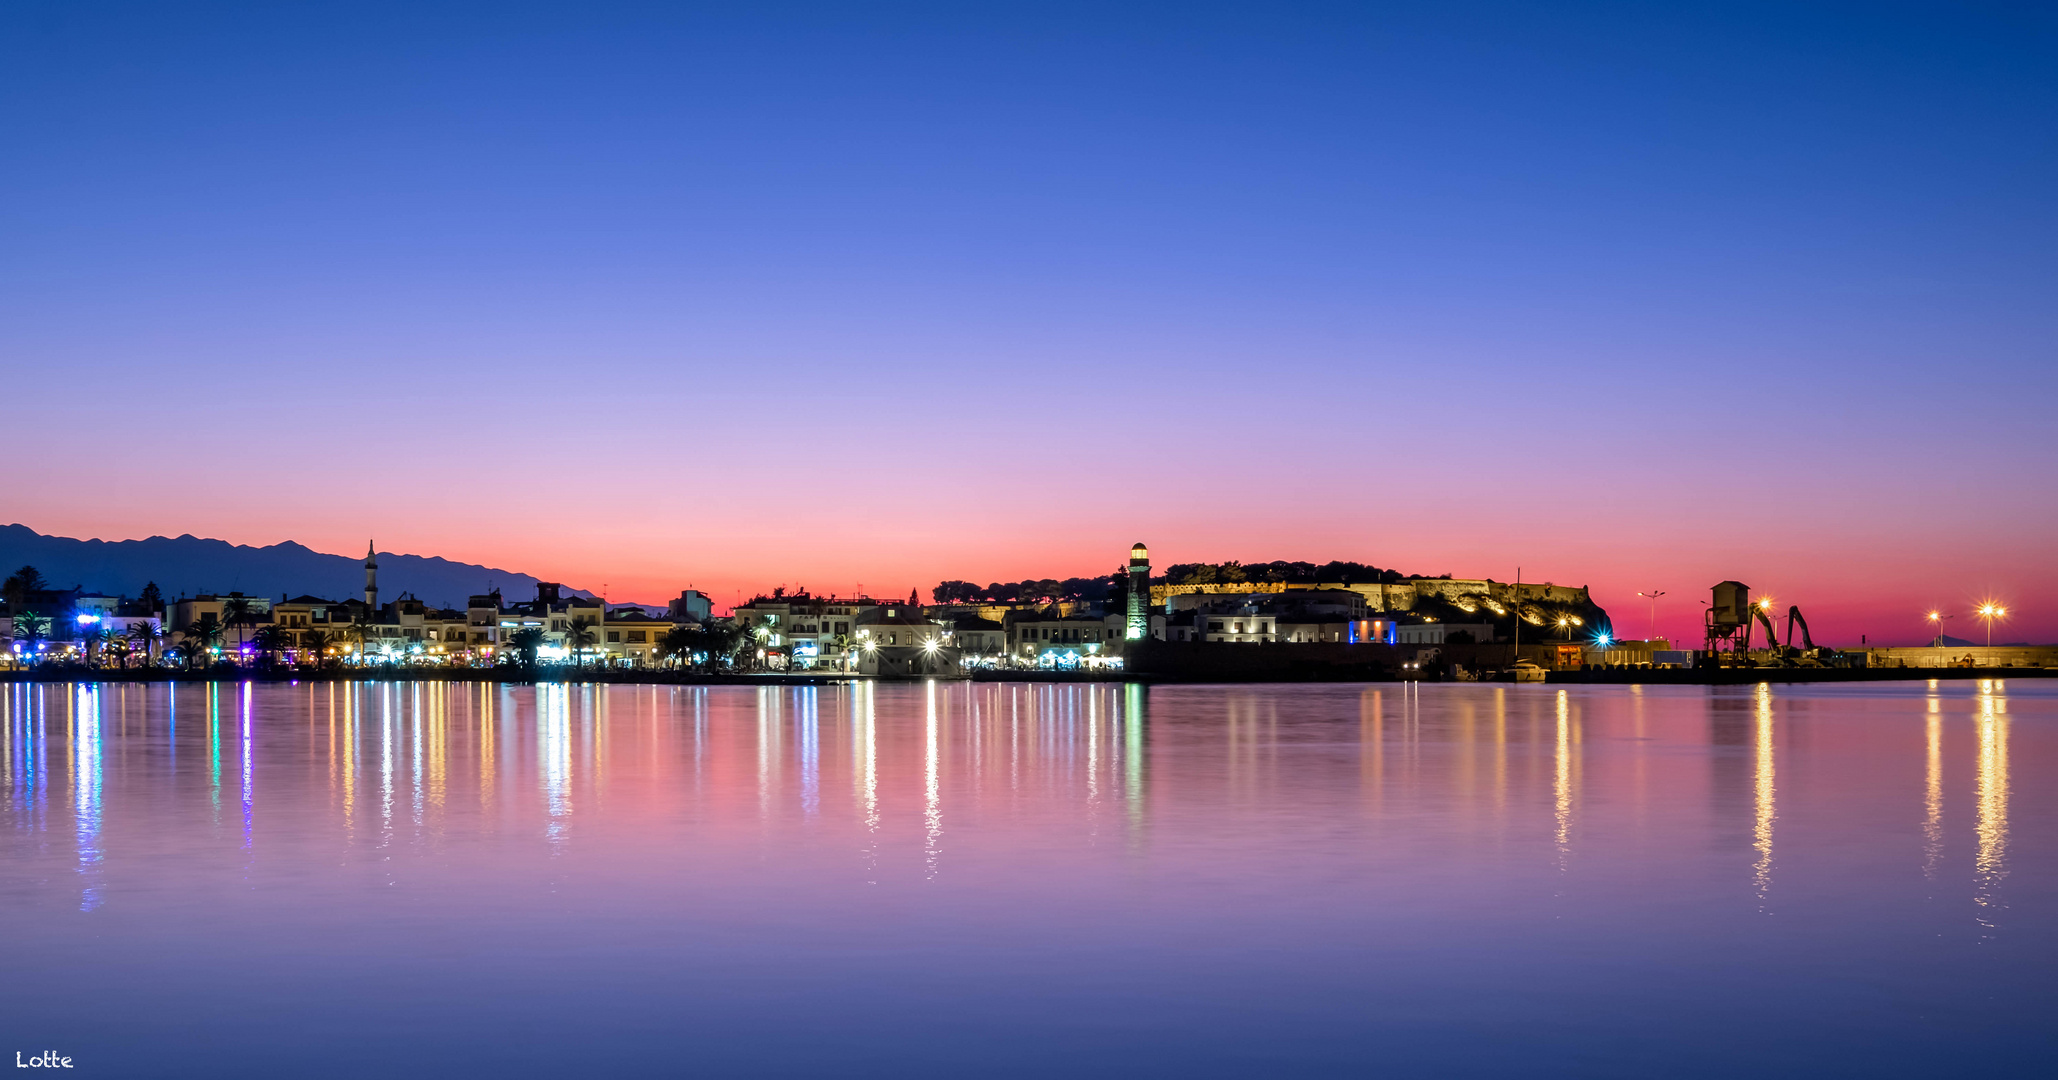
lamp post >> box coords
[1977,604,2006,648]
[1925,611,1953,648]
[1637,590,1666,642]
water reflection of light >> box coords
[1125,683,1146,834]
[541,684,572,844]
[1493,688,1508,812]
[800,688,820,818]
[1553,690,1572,866]
[757,687,776,820]
[341,684,357,837]
[240,681,253,855]
[1086,687,1100,808]
[73,686,103,912]
[860,684,878,884]
[1752,684,1776,901]
[480,685,498,808]
[1924,694,1943,880]
[925,680,941,880]
[411,683,425,828]
[428,683,446,811]
[1973,681,2009,930]
[208,683,222,815]
[379,683,394,845]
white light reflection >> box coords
[860,683,878,884]
[800,688,819,818]
[378,683,394,847]
[73,686,103,911]
[411,683,424,829]
[1973,680,2009,932]
[541,684,572,845]
[924,680,941,880]
[240,681,254,856]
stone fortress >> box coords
[1150,577,1591,614]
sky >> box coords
[2,1,2054,644]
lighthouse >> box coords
[1125,542,1150,640]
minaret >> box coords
[364,540,379,610]
[1125,542,1150,640]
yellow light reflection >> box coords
[1752,683,1775,900]
[1973,682,2009,930]
[1553,690,1572,866]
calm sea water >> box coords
[1,680,2051,1077]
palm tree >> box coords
[86,625,118,668]
[507,626,546,673]
[706,622,746,672]
[665,621,741,674]
[220,597,258,661]
[165,642,200,670]
[250,625,290,671]
[659,623,700,670]
[301,629,333,669]
[350,617,382,664]
[565,617,598,669]
[127,621,163,667]
[178,619,224,669]
[12,613,52,668]
[105,637,133,670]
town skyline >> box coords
[2,520,2043,649]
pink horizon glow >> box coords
[12,514,2052,648]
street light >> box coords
[1925,610,1953,647]
[1976,603,2007,647]
[1636,590,1666,643]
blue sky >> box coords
[3,2,2054,639]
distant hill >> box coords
[0,524,597,610]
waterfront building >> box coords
[668,589,713,623]
[1198,605,1276,643]
[602,608,675,666]
[733,593,884,669]
[1395,622,1497,645]
[852,606,956,677]
[949,616,1007,660]
[1007,613,1119,663]
[1279,617,1398,644]
[1150,576,1592,615]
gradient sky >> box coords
[3,1,2054,643]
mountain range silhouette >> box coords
[0,524,599,609]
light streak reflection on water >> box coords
[0,677,2048,1078]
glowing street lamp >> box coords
[1976,603,2007,647]
[1636,590,1666,642]
[1925,610,1953,647]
